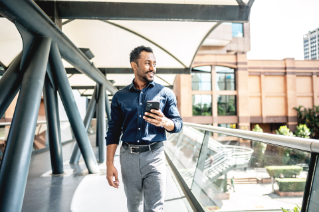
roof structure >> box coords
[0,0,255,97]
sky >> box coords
[247,0,319,60]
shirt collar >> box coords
[129,78,155,91]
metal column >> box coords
[70,86,97,164]
[49,42,99,174]
[43,75,63,174]
[105,92,111,121]
[0,37,51,212]
[95,102,99,147]
[0,53,23,118]
[97,84,106,163]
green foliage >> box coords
[281,205,301,212]
[218,105,226,115]
[265,166,303,178]
[276,178,306,192]
[192,103,201,116]
[293,105,319,139]
[276,125,295,137]
[295,124,311,138]
[252,124,263,133]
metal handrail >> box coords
[184,122,319,153]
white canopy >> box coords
[0,0,253,96]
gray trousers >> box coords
[120,144,166,212]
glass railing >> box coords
[165,123,318,212]
[0,118,97,158]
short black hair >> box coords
[130,46,153,65]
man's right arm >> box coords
[107,144,119,188]
[105,94,123,188]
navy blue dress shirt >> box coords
[106,79,183,145]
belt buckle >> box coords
[130,146,139,154]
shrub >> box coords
[276,126,295,137]
[252,124,263,133]
[295,124,311,138]
[294,105,319,139]
[265,166,303,178]
[276,178,306,192]
[281,205,301,212]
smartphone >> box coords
[145,101,160,119]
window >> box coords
[232,23,244,37]
[192,95,212,116]
[191,66,211,91]
[217,95,236,116]
[216,66,235,91]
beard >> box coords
[138,70,154,83]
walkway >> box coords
[22,135,193,212]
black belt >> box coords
[122,141,163,154]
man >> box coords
[106,46,183,212]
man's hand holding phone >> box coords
[143,109,175,132]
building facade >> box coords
[173,23,319,135]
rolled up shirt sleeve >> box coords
[106,94,123,145]
[163,89,183,133]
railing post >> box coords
[43,74,63,174]
[301,153,319,212]
[49,42,99,174]
[0,37,51,212]
[70,86,97,164]
[191,131,210,196]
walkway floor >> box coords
[22,135,193,212]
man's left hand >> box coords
[143,109,175,131]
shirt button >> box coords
[141,92,143,93]
[140,103,142,105]
[137,140,140,143]
[139,115,141,117]
[138,128,140,130]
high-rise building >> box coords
[303,28,319,60]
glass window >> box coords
[217,95,236,116]
[192,95,212,116]
[191,66,211,91]
[216,66,235,91]
[232,23,244,37]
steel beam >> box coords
[49,42,99,173]
[70,86,97,164]
[0,37,51,212]
[36,1,253,22]
[98,84,106,163]
[66,67,190,74]
[43,74,63,174]
[0,0,117,94]
[0,53,23,118]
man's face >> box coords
[131,51,156,83]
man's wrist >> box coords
[107,161,114,167]
[163,118,175,131]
